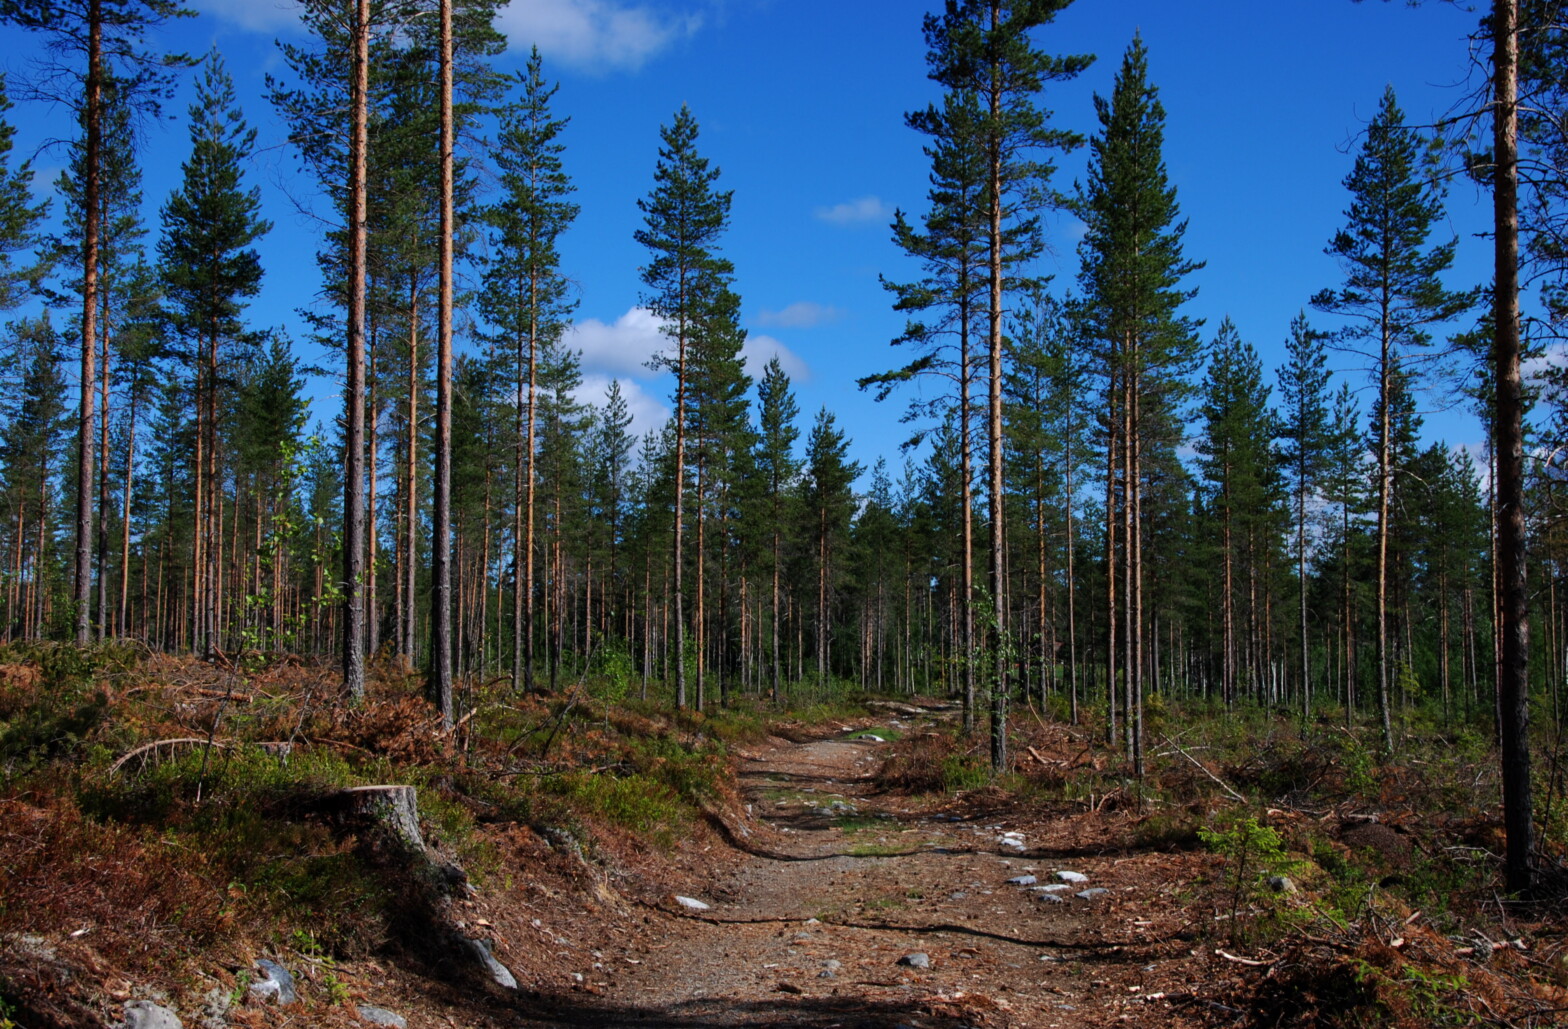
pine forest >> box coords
[0,3,1567,1027]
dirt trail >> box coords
[514,718,1216,1028]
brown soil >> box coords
[494,722,1227,1028]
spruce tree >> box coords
[1076,34,1200,774]
[802,408,862,687]
[1276,312,1330,717]
[754,357,801,703]
[482,47,577,694]
[1311,85,1469,753]
[158,50,270,657]
[635,105,733,709]
[1195,318,1275,707]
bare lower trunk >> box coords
[342,0,370,699]
[428,0,455,728]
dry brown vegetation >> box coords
[0,644,1565,1028]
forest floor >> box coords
[4,650,1568,1028]
[503,711,1222,1028]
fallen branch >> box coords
[109,738,230,773]
[1159,735,1246,803]
[1215,949,1269,966]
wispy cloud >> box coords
[188,0,304,34]
[574,373,669,441]
[741,333,809,382]
[756,301,842,329]
[563,307,668,377]
[496,0,703,73]
[814,195,891,225]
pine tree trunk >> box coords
[342,0,370,700]
[73,0,102,647]
[986,0,1007,769]
[428,0,455,727]
[1491,0,1534,896]
[403,282,419,667]
[95,293,111,639]
[1376,322,1394,752]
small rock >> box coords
[356,1005,408,1028]
[1056,870,1089,883]
[948,891,969,900]
[675,895,711,911]
[862,734,885,742]
[1036,892,1065,904]
[1075,888,1109,899]
[792,932,812,942]
[1007,875,1037,886]
[817,968,836,978]
[1268,875,1298,894]
[121,1000,182,1029]
[897,952,932,969]
[249,960,298,1006]
[822,959,842,972]
[463,937,518,990]
[1033,884,1071,893]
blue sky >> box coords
[3,0,1501,477]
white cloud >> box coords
[741,333,809,382]
[496,0,702,73]
[575,373,669,441]
[814,195,891,225]
[564,307,810,415]
[756,301,842,329]
[564,306,668,377]
[189,0,304,34]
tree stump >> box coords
[335,785,425,852]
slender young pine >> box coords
[1311,86,1469,754]
[634,106,733,710]
[482,48,577,695]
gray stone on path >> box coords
[249,959,298,1005]
[1007,874,1037,885]
[1033,884,1070,893]
[120,1000,182,1029]
[1075,888,1109,899]
[356,1004,408,1027]
[675,895,711,911]
[1056,870,1089,883]
[463,937,518,990]
[897,952,932,969]
[1036,892,1065,903]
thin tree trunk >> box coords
[342,0,370,699]
[428,0,454,727]
[72,0,103,647]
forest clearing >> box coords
[0,649,1565,1028]
[2,0,1568,1024]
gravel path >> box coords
[513,722,1215,1028]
